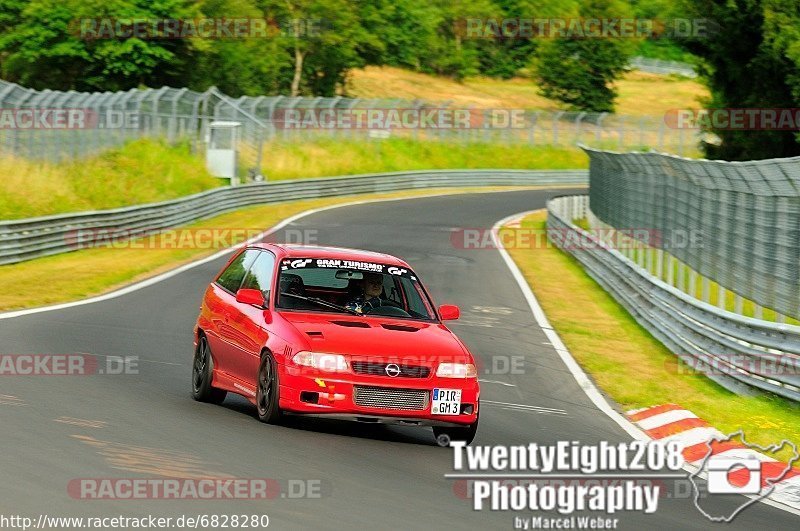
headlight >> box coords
[436,362,477,378]
[291,351,348,372]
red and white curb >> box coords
[628,404,800,512]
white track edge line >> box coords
[491,210,646,441]
[492,210,800,517]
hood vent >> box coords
[305,331,324,338]
[381,324,421,332]
[330,320,371,328]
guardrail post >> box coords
[637,242,645,268]
[0,224,19,265]
[734,294,744,315]
[688,269,697,298]
[655,249,663,279]
[666,255,675,286]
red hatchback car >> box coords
[193,244,480,444]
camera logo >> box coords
[689,430,799,522]
[706,456,761,494]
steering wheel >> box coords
[381,298,403,309]
[364,304,411,317]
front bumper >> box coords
[279,365,479,427]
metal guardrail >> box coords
[0,169,587,265]
[547,195,800,402]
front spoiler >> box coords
[284,412,472,428]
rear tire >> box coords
[192,335,227,404]
[433,404,479,446]
[256,353,282,424]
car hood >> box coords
[279,312,469,362]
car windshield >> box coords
[276,258,436,320]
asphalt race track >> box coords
[0,190,795,530]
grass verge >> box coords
[507,211,799,461]
[0,138,222,220]
[0,187,564,312]
[262,138,587,180]
[2,137,586,219]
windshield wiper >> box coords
[280,292,361,316]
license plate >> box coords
[431,388,461,415]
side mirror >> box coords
[439,304,460,321]
[236,289,266,308]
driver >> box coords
[345,272,386,314]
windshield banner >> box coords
[280,258,415,279]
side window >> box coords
[240,252,276,297]
[401,277,434,319]
[216,249,260,293]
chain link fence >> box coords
[628,56,697,78]
[0,79,701,172]
[548,195,800,401]
[584,146,800,320]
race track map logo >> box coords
[688,430,800,522]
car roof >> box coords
[255,243,411,268]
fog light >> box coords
[461,404,474,415]
[300,391,319,404]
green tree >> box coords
[532,0,634,112]
[682,0,800,159]
[0,0,199,91]
[475,0,579,79]
[255,0,367,96]
[190,0,288,96]
[355,0,442,71]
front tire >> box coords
[192,335,227,404]
[256,353,282,424]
